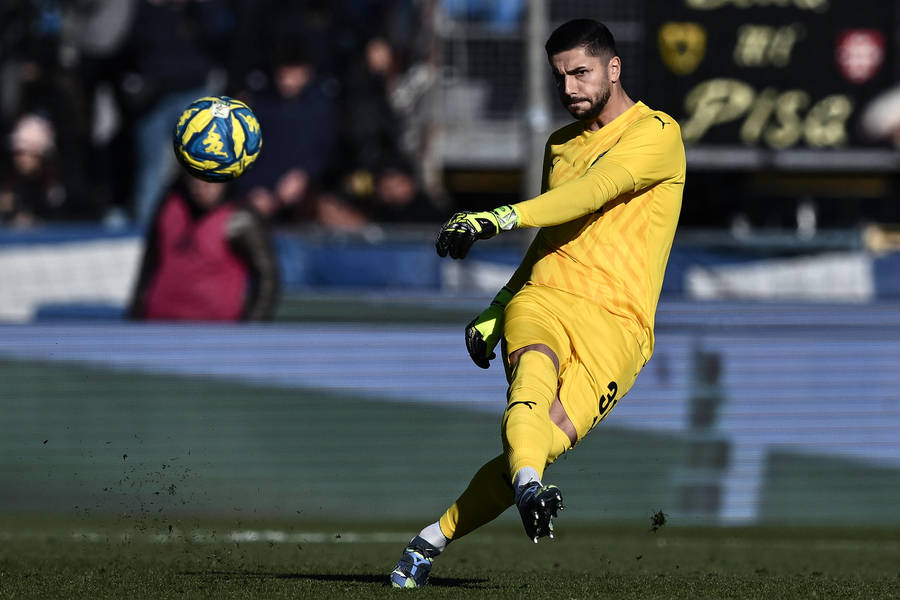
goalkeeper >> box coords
[391,18,685,588]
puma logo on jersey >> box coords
[506,401,537,412]
[653,115,669,129]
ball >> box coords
[173,96,262,182]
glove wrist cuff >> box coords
[491,286,515,308]
[491,205,519,232]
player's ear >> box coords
[607,55,621,84]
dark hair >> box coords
[545,19,617,59]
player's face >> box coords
[550,46,613,122]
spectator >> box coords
[337,36,407,174]
[129,174,281,321]
[237,41,336,223]
[0,113,66,226]
[326,36,440,225]
[369,160,441,223]
[314,191,370,233]
[314,157,440,232]
[337,156,441,225]
[121,0,235,227]
[227,0,358,100]
[70,0,140,222]
[0,1,94,219]
[861,85,900,147]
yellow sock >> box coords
[436,429,573,542]
[436,352,568,542]
[438,454,512,541]
[502,350,558,482]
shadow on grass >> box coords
[183,571,489,588]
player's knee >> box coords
[506,350,558,410]
[508,344,559,373]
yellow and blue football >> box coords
[173,96,262,182]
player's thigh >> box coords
[557,299,645,443]
[503,285,571,372]
[503,285,645,441]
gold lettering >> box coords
[734,25,772,67]
[804,95,853,147]
[765,90,809,148]
[767,24,803,67]
[681,78,852,149]
[740,88,778,144]
[734,24,804,67]
[682,79,755,143]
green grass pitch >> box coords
[1,356,898,598]
[1,515,897,599]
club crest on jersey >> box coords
[835,29,884,84]
[658,22,706,76]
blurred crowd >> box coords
[0,0,443,231]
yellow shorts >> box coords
[503,284,646,443]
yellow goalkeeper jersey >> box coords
[512,101,685,359]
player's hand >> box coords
[465,306,503,369]
[464,287,514,369]
[435,205,519,259]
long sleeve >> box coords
[513,116,683,229]
[226,209,281,321]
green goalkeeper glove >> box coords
[465,287,515,369]
[436,205,519,259]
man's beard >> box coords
[566,86,611,122]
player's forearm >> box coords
[435,163,631,261]
[244,271,281,321]
[513,162,634,228]
[227,211,281,321]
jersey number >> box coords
[588,381,619,432]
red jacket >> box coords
[143,194,248,320]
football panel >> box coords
[173,95,261,181]
[174,107,202,141]
[229,113,247,159]
[179,109,214,150]
[184,117,237,165]
[234,108,262,156]
[213,158,250,180]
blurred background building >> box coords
[1,0,899,527]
